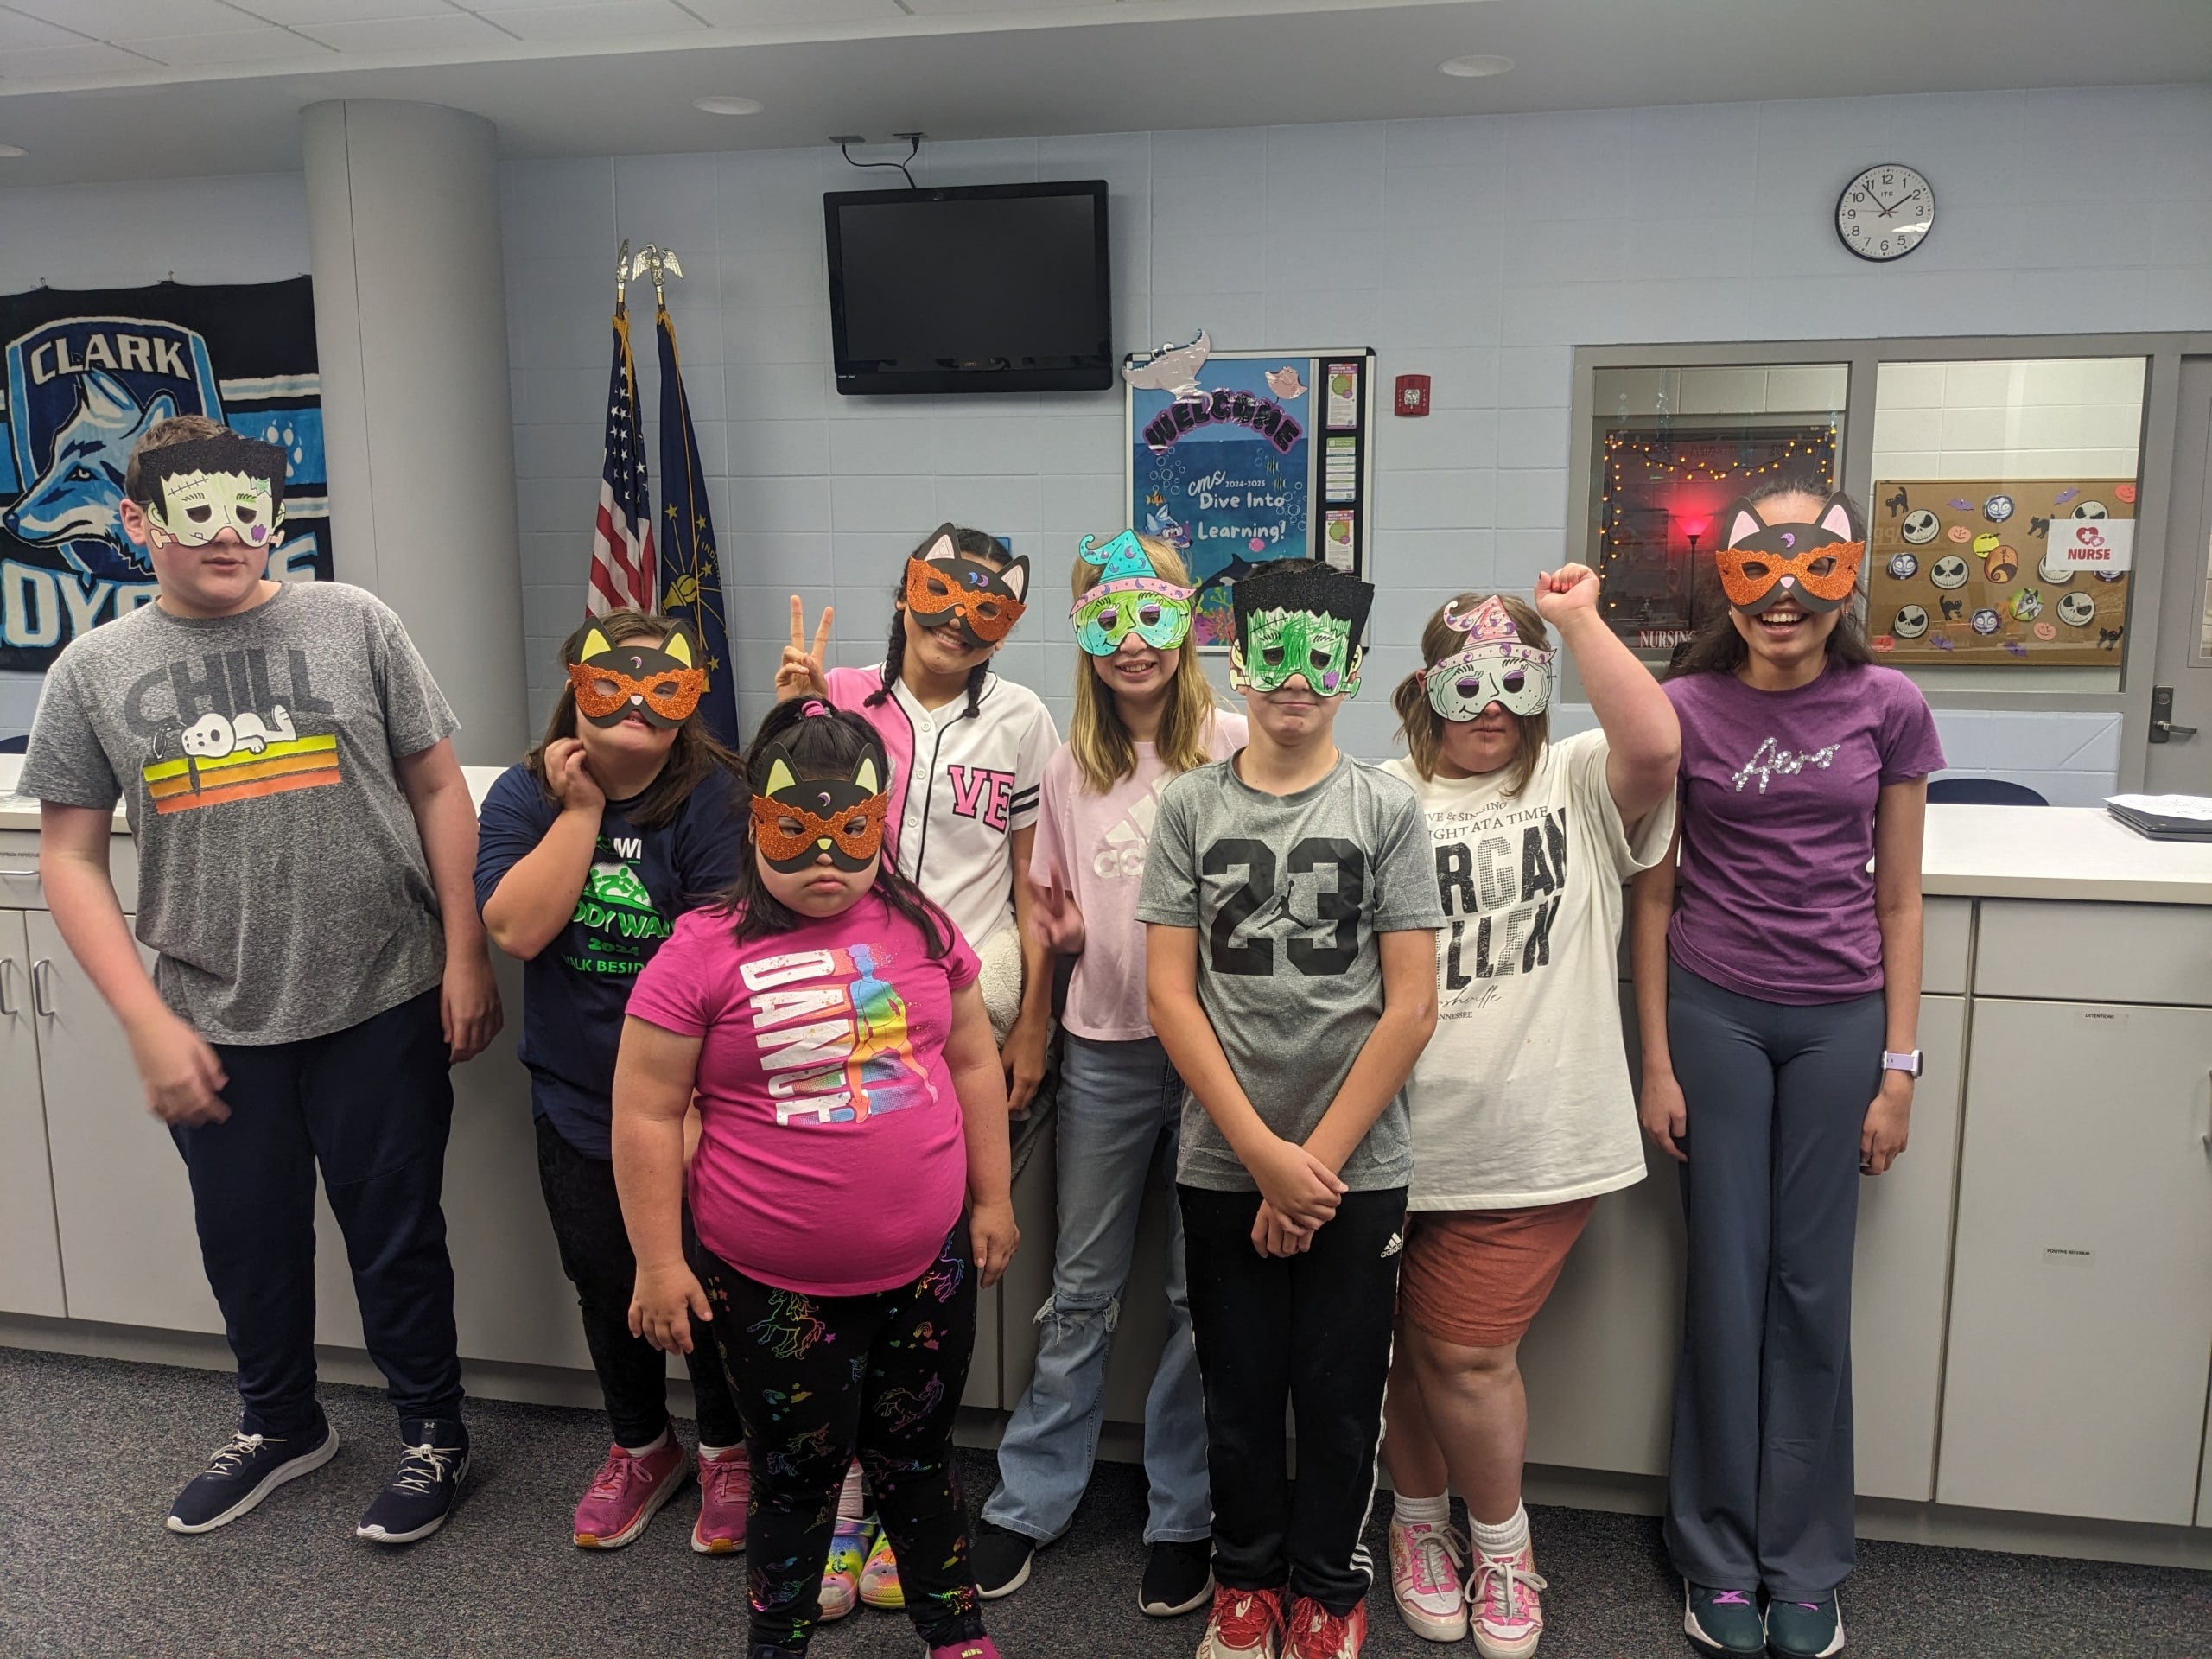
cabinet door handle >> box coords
[0,863,39,875]
[0,957,16,1017]
[29,957,54,1018]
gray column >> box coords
[302,99,525,764]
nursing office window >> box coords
[1588,363,1848,658]
[1865,357,2146,683]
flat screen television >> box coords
[824,180,1112,395]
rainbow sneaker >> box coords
[820,1517,874,1620]
[861,1525,905,1608]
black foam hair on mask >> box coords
[142,434,289,518]
[1230,563,1376,654]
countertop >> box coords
[1,756,2208,906]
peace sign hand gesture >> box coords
[776,596,834,703]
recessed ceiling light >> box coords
[0,145,25,158]
[1440,54,1513,78]
[694,96,762,116]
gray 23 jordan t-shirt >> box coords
[1137,751,1443,1193]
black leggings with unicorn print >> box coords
[698,1217,983,1656]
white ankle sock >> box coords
[621,1427,671,1459]
[696,1441,738,1461]
[1468,1503,1529,1557]
[1392,1491,1450,1528]
[836,1459,867,1522]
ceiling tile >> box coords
[123,28,334,66]
[291,11,511,48]
[0,40,158,76]
[473,3,706,40]
[679,0,907,22]
[0,10,92,49]
[3,0,264,36]
[238,1,468,19]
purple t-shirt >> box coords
[1665,663,1944,1005]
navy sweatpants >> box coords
[170,986,465,1437]
[1662,963,1885,1600]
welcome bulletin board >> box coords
[1124,345,1376,648]
[1866,478,2135,666]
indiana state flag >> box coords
[654,302,739,747]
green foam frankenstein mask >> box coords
[139,433,288,550]
[1228,563,1375,697]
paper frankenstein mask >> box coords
[139,433,288,550]
[1714,492,1866,615]
[1425,595,1554,721]
[749,741,891,873]
[566,623,708,729]
[903,524,1030,648]
[1229,563,1375,697]
[1069,530,1196,655]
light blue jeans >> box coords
[982,1033,1211,1546]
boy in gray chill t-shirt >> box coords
[1137,560,1441,1654]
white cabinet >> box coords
[29,909,226,1335]
[1937,999,2212,1525]
[0,911,64,1318]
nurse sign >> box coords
[2049,519,2133,573]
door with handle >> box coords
[2145,359,2212,792]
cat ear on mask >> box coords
[916,524,962,567]
[1721,499,1767,550]
[659,620,700,669]
[997,554,1030,604]
[575,626,617,664]
[852,752,882,794]
[1816,493,1860,543]
[759,747,800,798]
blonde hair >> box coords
[1391,591,1552,794]
[1067,536,1226,794]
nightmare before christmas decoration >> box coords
[1070,529,1197,655]
[566,621,708,729]
[139,433,289,549]
[1228,563,1374,697]
[1714,492,1866,615]
[1424,594,1554,721]
[749,727,891,873]
[902,523,1030,648]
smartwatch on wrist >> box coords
[1882,1049,1923,1078]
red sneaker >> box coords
[571,1438,688,1548]
[1198,1586,1287,1659]
[690,1444,748,1554]
[1286,1595,1367,1659]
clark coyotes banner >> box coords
[0,277,332,671]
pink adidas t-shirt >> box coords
[626,894,979,1295]
[1030,710,1247,1041]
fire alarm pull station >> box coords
[1394,374,1431,416]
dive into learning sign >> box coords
[0,277,332,672]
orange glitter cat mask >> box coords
[749,721,892,873]
[566,623,709,728]
[902,524,1030,647]
[1713,492,1866,615]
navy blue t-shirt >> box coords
[474,762,745,1158]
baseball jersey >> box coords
[823,664,1059,954]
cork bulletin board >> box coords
[1866,478,2134,665]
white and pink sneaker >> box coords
[1468,1546,1548,1659]
[1388,1515,1468,1642]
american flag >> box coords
[586,307,654,616]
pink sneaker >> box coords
[819,1517,872,1620]
[1389,1515,1467,1642]
[571,1438,689,1548]
[691,1444,748,1554]
[1468,1546,1548,1659]
[927,1640,1001,1659]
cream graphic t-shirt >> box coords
[1382,729,1675,1211]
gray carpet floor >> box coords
[1,1347,2205,1658]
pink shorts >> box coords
[1397,1198,1597,1349]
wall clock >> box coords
[1836,163,1934,262]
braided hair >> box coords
[866,523,1006,723]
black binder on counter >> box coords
[2105,796,2212,841]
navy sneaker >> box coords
[1685,1583,1767,1656]
[355,1420,469,1545]
[1766,1591,1846,1657]
[167,1415,340,1534]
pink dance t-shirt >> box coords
[1029,711,1246,1041]
[626,894,979,1295]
